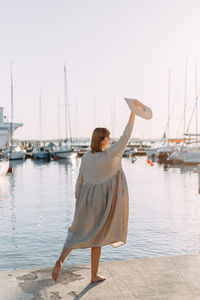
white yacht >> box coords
[181,151,200,164]
[0,107,23,150]
[3,146,26,160]
[167,145,200,164]
[178,148,200,164]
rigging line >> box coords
[163,72,184,137]
[186,73,195,100]
[176,113,184,138]
[176,69,191,138]
[181,88,200,151]
[163,68,194,139]
[68,101,73,145]
[169,73,184,119]
[185,88,200,133]
[65,69,72,144]
[181,75,195,137]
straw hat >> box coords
[124,98,152,120]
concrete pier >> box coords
[1,253,200,300]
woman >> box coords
[52,111,135,284]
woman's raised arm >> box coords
[106,112,135,158]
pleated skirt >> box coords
[64,170,129,249]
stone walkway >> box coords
[1,254,200,299]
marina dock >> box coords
[1,253,200,299]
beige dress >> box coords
[64,117,133,249]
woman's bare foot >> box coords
[52,260,62,282]
[90,274,106,284]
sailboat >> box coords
[52,64,75,159]
[31,89,51,160]
[146,70,175,159]
[2,62,26,160]
[167,59,200,164]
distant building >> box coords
[0,107,23,149]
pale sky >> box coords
[1,0,200,141]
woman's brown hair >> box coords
[90,127,110,153]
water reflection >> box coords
[0,175,9,198]
[2,156,200,271]
[9,160,25,168]
[57,156,78,174]
[163,163,197,174]
[32,159,51,167]
[8,174,18,249]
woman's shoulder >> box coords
[82,150,95,159]
[83,149,93,156]
[82,150,105,161]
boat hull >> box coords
[52,150,75,159]
[3,150,26,160]
[32,152,50,159]
[168,151,200,164]
[182,152,200,164]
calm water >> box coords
[1,155,200,271]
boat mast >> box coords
[195,58,198,144]
[10,61,14,147]
[184,60,187,135]
[58,97,60,140]
[167,69,171,144]
[64,64,73,145]
[64,64,68,142]
[75,97,78,145]
[39,88,42,145]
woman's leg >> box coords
[52,247,72,282]
[90,246,106,283]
